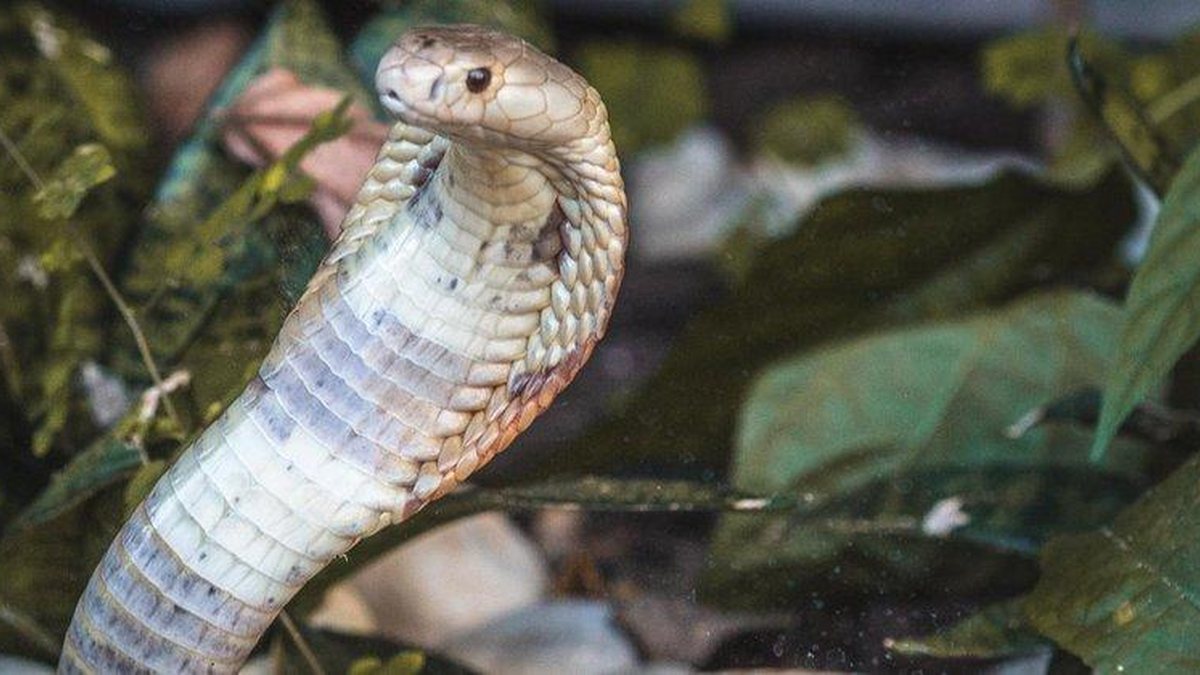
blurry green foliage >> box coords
[1092,139,1200,457]
[752,95,860,166]
[0,4,150,465]
[702,293,1161,608]
[554,171,1137,480]
[982,28,1200,187]
[671,0,732,43]
[32,143,115,221]
[575,40,708,153]
[1025,452,1200,671]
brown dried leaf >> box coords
[221,67,387,239]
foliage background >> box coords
[4,0,1200,672]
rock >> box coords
[307,583,378,636]
[437,600,638,675]
[351,512,548,647]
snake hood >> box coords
[59,24,626,673]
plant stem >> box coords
[0,128,183,433]
[279,610,325,675]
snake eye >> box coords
[466,67,492,93]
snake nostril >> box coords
[385,89,401,101]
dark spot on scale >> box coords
[207,588,216,597]
[371,309,386,327]
[533,202,567,262]
[420,36,436,48]
[448,277,458,290]
[198,552,207,561]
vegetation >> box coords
[3,0,1200,671]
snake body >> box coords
[59,25,626,673]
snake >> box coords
[58,24,627,673]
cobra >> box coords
[59,25,626,673]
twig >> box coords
[0,603,60,659]
[278,610,325,675]
[0,127,183,433]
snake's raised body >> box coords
[60,26,626,673]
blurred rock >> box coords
[437,600,638,675]
[351,512,548,647]
[0,656,53,674]
[307,583,378,636]
[619,594,784,665]
[628,126,747,261]
[141,17,253,145]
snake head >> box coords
[376,25,606,153]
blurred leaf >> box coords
[733,292,1121,495]
[671,0,731,43]
[350,0,553,82]
[348,653,426,675]
[7,434,140,532]
[1025,452,1200,672]
[0,4,149,465]
[752,95,860,166]
[117,0,359,379]
[887,599,1046,659]
[277,625,475,675]
[982,30,1127,110]
[554,171,1137,479]
[1069,39,1181,196]
[702,293,1163,609]
[15,4,147,152]
[32,143,115,221]
[575,40,707,153]
[1093,145,1200,458]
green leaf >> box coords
[671,0,731,43]
[752,95,859,166]
[887,599,1046,659]
[116,0,359,378]
[735,292,1121,494]
[32,143,115,221]
[1068,39,1181,196]
[555,171,1137,479]
[574,40,707,153]
[1025,452,1200,672]
[1093,145,1200,458]
[7,435,141,532]
[702,293,1162,609]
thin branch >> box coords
[278,610,325,675]
[0,127,183,432]
[0,603,60,659]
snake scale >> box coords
[59,25,626,673]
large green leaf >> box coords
[6,434,140,533]
[553,171,1137,480]
[1093,145,1200,457]
[702,293,1162,609]
[1025,452,1200,672]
